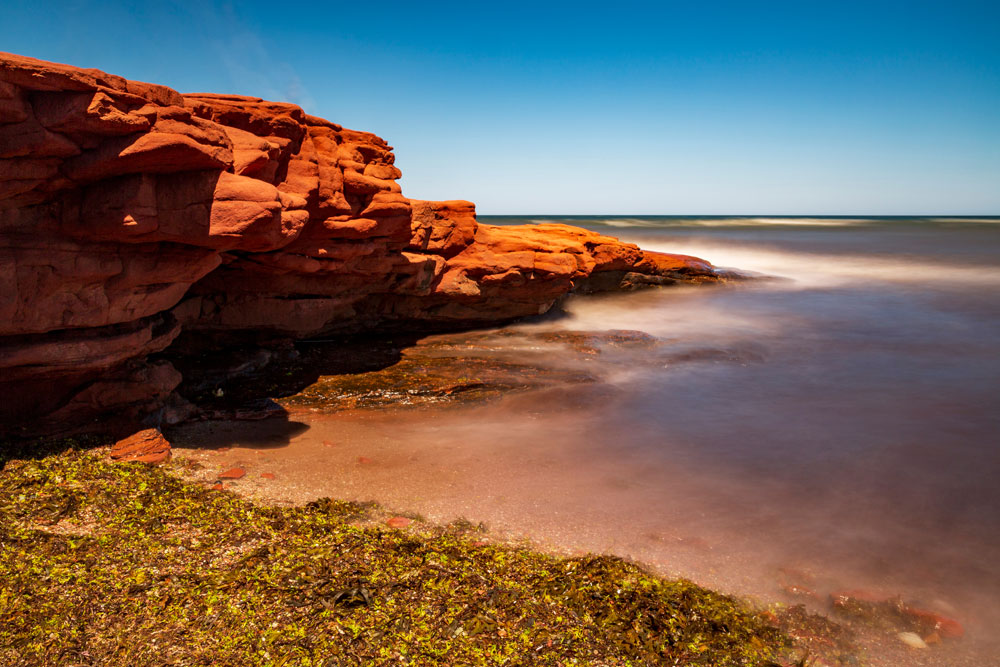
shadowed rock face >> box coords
[0,52,725,436]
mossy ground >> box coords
[1,440,799,666]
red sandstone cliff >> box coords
[0,53,725,436]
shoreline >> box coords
[166,409,976,667]
[157,304,986,667]
[0,434,973,666]
[6,272,992,664]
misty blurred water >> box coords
[196,216,1000,662]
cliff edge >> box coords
[0,53,725,436]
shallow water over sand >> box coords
[172,216,1000,664]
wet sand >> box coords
[170,388,992,666]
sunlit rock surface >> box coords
[0,52,725,436]
[108,427,171,464]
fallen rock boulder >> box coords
[109,428,171,464]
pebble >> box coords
[386,516,411,528]
[219,467,246,479]
[898,632,928,649]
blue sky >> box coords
[3,1,998,214]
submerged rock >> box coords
[830,590,964,642]
[901,606,965,639]
[264,328,765,414]
[280,351,596,412]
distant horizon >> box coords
[3,1,998,213]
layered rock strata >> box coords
[0,53,725,436]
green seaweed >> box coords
[1,442,798,666]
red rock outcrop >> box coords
[0,53,726,437]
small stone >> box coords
[260,472,276,479]
[110,428,171,464]
[923,632,942,645]
[219,467,245,479]
[209,482,223,491]
[386,516,411,528]
[358,456,373,464]
[323,440,335,447]
[898,632,928,649]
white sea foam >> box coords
[523,217,868,228]
[508,216,1000,228]
[598,218,664,228]
[926,217,1000,224]
[639,240,1000,289]
[546,217,869,228]
[720,217,865,226]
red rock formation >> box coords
[0,52,726,437]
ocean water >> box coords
[476,215,1000,658]
[176,216,1000,663]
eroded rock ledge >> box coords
[0,53,726,436]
